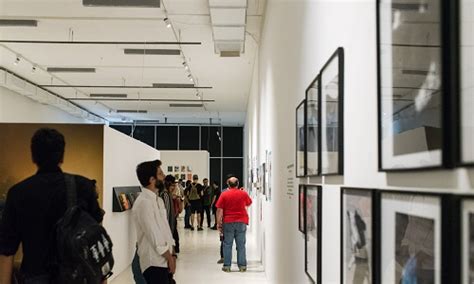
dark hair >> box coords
[192,174,199,180]
[203,178,209,182]
[31,128,65,168]
[164,174,176,189]
[228,178,239,188]
[212,180,219,187]
[136,160,162,187]
[186,180,191,187]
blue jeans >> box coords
[132,248,147,284]
[184,205,191,227]
[223,222,247,267]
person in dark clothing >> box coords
[184,180,192,229]
[185,175,203,231]
[164,175,180,254]
[211,181,220,230]
[200,178,213,228]
[0,128,104,284]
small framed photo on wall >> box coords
[299,184,305,233]
[305,185,322,283]
[296,100,307,177]
[462,198,474,284]
[305,75,321,177]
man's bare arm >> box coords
[0,255,13,284]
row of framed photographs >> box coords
[296,47,344,177]
[299,185,473,284]
[377,0,473,170]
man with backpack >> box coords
[185,175,203,231]
[200,178,213,229]
[0,128,110,284]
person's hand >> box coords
[168,256,176,274]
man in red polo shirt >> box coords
[216,177,252,272]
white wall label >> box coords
[287,163,294,199]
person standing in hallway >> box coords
[133,160,176,284]
[200,178,213,228]
[210,181,220,230]
[164,175,181,254]
[216,177,252,272]
[185,175,204,231]
[183,180,192,229]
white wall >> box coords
[159,150,210,182]
[246,0,474,283]
[102,126,161,281]
[0,86,88,123]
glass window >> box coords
[133,126,155,148]
[223,127,243,157]
[201,126,222,157]
[179,126,200,150]
[156,126,178,150]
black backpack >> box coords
[55,174,114,284]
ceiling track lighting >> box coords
[164,17,171,28]
[13,57,20,66]
[31,65,37,73]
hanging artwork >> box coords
[320,48,344,175]
[306,75,321,176]
[305,185,321,283]
[377,0,449,170]
[266,151,272,201]
[296,100,307,177]
[299,184,305,233]
[462,198,474,284]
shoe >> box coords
[217,258,224,264]
[211,226,217,230]
[222,266,231,272]
[198,227,203,231]
[239,266,247,272]
[190,227,195,231]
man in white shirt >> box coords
[133,160,176,283]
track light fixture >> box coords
[31,65,37,73]
[13,56,20,65]
[183,62,189,71]
[164,17,171,28]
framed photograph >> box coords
[167,166,173,172]
[379,191,452,284]
[262,163,267,196]
[296,99,306,177]
[459,0,474,166]
[462,198,474,284]
[377,0,451,171]
[306,75,321,177]
[305,185,322,283]
[341,188,376,284]
[266,151,272,202]
[174,166,179,172]
[320,47,344,175]
[299,184,305,233]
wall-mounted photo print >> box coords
[174,166,180,172]
[462,199,474,284]
[306,75,320,177]
[305,185,321,283]
[299,185,305,233]
[341,188,374,284]
[296,100,306,177]
[167,166,173,172]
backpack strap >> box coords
[64,174,77,209]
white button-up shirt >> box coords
[132,188,175,272]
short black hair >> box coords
[31,128,65,168]
[136,160,162,187]
[164,174,176,188]
[192,174,199,180]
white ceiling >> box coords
[0,0,265,124]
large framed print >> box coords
[377,0,452,171]
[299,184,305,233]
[459,0,474,166]
[341,188,376,284]
[320,48,344,175]
[305,185,322,283]
[296,100,306,177]
[306,75,321,176]
[462,198,474,284]
[379,191,451,284]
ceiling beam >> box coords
[0,40,202,45]
[42,85,213,89]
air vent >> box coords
[116,110,148,113]
[401,69,429,76]
[152,83,195,88]
[124,49,181,55]
[392,3,428,11]
[83,0,160,7]
[169,103,203,108]
[47,67,96,73]
[90,93,127,98]
[0,19,38,27]
[220,51,240,57]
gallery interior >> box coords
[0,0,473,283]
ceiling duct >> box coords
[83,0,160,8]
[209,0,247,57]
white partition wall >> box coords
[102,126,161,281]
[159,150,210,182]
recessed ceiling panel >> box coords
[210,8,246,25]
[209,0,246,8]
[213,27,245,41]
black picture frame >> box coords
[320,47,344,175]
[460,195,474,284]
[305,74,321,177]
[112,186,142,212]
[377,190,459,284]
[376,0,456,171]
[340,187,379,284]
[296,99,307,177]
[304,185,322,284]
[456,0,474,167]
[299,184,305,233]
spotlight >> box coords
[13,57,20,66]
[31,65,37,73]
[164,17,171,28]
[188,74,194,82]
[195,91,200,97]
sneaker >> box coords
[217,258,224,264]
[239,266,247,272]
[198,227,203,231]
[190,227,195,231]
[222,266,231,273]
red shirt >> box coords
[216,187,252,224]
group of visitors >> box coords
[0,127,253,284]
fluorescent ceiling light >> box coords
[90,93,127,98]
[83,0,160,8]
[401,69,429,76]
[0,19,38,27]
[47,67,96,73]
[169,103,203,108]
[124,49,181,55]
[391,3,428,11]
[116,110,148,113]
[152,83,195,88]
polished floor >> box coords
[111,217,268,284]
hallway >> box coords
[111,218,269,284]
